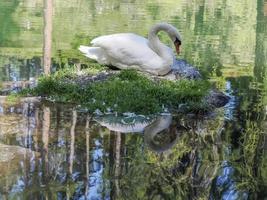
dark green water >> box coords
[0,0,267,199]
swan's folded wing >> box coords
[91,33,160,66]
[79,46,110,65]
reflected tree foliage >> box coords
[0,0,20,47]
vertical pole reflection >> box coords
[43,0,53,75]
[108,131,123,199]
[69,109,77,175]
[85,115,91,198]
[66,109,77,200]
[41,106,50,186]
[114,132,121,198]
[33,107,40,198]
[34,107,40,151]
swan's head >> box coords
[174,37,182,55]
[150,23,182,55]
[166,24,182,55]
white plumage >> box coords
[79,23,182,75]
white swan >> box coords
[79,23,182,75]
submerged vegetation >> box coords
[21,67,211,115]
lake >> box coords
[0,0,267,199]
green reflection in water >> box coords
[0,0,20,47]
[0,100,226,199]
[0,0,260,81]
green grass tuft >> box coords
[23,69,211,115]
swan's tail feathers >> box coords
[79,45,109,65]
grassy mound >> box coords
[22,69,211,115]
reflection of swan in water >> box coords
[79,23,182,75]
[94,114,182,152]
[144,114,179,152]
[93,114,153,133]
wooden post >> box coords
[43,0,53,75]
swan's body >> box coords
[79,23,182,75]
[94,114,178,152]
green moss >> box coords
[23,69,211,115]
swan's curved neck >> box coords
[144,115,176,152]
[148,23,175,63]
